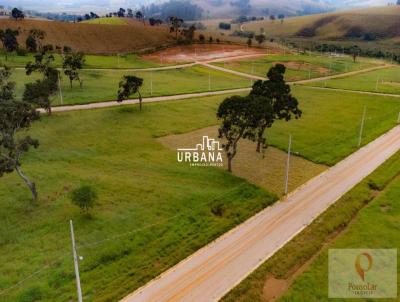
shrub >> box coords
[71,185,98,213]
[18,286,43,302]
[43,44,54,52]
[211,202,225,217]
[198,34,205,43]
[219,22,231,30]
[16,48,27,56]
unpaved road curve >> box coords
[296,85,400,98]
[121,125,400,302]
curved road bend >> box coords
[121,125,400,302]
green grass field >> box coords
[0,94,277,302]
[263,86,400,165]
[83,17,128,25]
[12,66,252,105]
[280,167,400,301]
[1,85,400,301]
[303,66,400,95]
[212,54,381,81]
[222,151,400,302]
[0,53,160,69]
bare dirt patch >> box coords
[142,44,267,64]
[158,125,326,196]
[382,81,400,87]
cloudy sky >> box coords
[1,0,389,13]
[1,0,156,12]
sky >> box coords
[1,0,389,13]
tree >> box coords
[199,34,205,43]
[278,14,285,23]
[0,28,19,60]
[71,185,98,213]
[117,75,144,110]
[247,38,252,47]
[168,16,183,40]
[26,50,55,77]
[181,25,196,44]
[29,29,46,50]
[117,8,126,17]
[269,15,276,22]
[90,12,99,19]
[350,45,361,62]
[255,34,266,45]
[127,9,133,18]
[26,35,37,52]
[23,75,57,115]
[136,11,145,25]
[25,50,59,114]
[208,36,213,43]
[11,8,24,21]
[250,64,302,152]
[217,95,254,172]
[0,66,40,201]
[62,52,85,88]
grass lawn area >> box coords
[159,125,327,197]
[82,17,128,25]
[303,66,400,95]
[222,151,400,302]
[262,86,400,165]
[0,53,160,69]
[212,54,381,81]
[280,163,400,301]
[12,66,252,105]
[1,87,399,301]
[0,94,277,302]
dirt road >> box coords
[121,125,400,302]
[296,85,400,98]
[42,88,251,113]
[46,64,394,113]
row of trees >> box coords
[0,46,85,201]
[217,64,301,172]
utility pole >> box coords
[375,76,379,91]
[208,73,211,91]
[284,134,292,196]
[117,53,120,69]
[70,220,83,302]
[58,71,63,105]
[358,106,367,148]
[150,71,153,96]
[251,62,254,74]
[397,111,400,124]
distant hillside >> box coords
[194,0,333,18]
[0,19,174,54]
[242,6,400,41]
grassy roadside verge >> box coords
[221,151,400,302]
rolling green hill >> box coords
[242,6,400,41]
